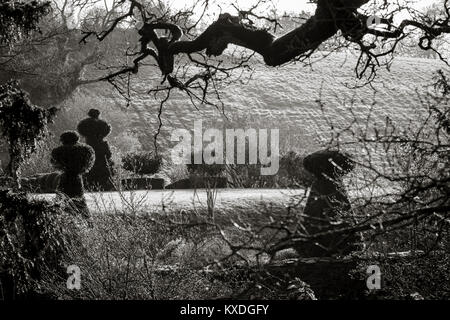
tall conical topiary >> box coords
[77,109,115,190]
[51,131,94,215]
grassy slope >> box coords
[14,52,446,177]
[71,52,446,156]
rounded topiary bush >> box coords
[122,152,162,176]
[77,109,114,190]
[51,131,94,213]
[303,149,354,179]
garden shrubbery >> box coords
[187,150,225,177]
[349,251,450,300]
[34,197,314,299]
[122,152,163,176]
[0,81,57,186]
[0,81,86,300]
[183,150,313,188]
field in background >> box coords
[69,52,446,154]
[19,52,446,179]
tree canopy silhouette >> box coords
[82,0,450,83]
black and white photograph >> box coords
[0,0,449,308]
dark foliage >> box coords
[187,150,225,177]
[20,172,60,193]
[350,251,450,300]
[0,189,69,298]
[0,80,57,184]
[87,108,100,118]
[279,151,315,187]
[226,152,314,188]
[303,150,355,179]
[51,131,94,175]
[122,152,162,176]
[0,0,51,46]
[60,130,79,145]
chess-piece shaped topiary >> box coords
[77,109,115,190]
[51,131,94,214]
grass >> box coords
[34,186,449,300]
[36,187,309,300]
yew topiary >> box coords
[77,109,115,190]
[297,150,359,257]
[302,150,354,179]
[51,131,94,213]
[77,109,111,142]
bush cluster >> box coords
[279,151,314,187]
[0,80,57,183]
[186,151,225,177]
[122,152,162,175]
